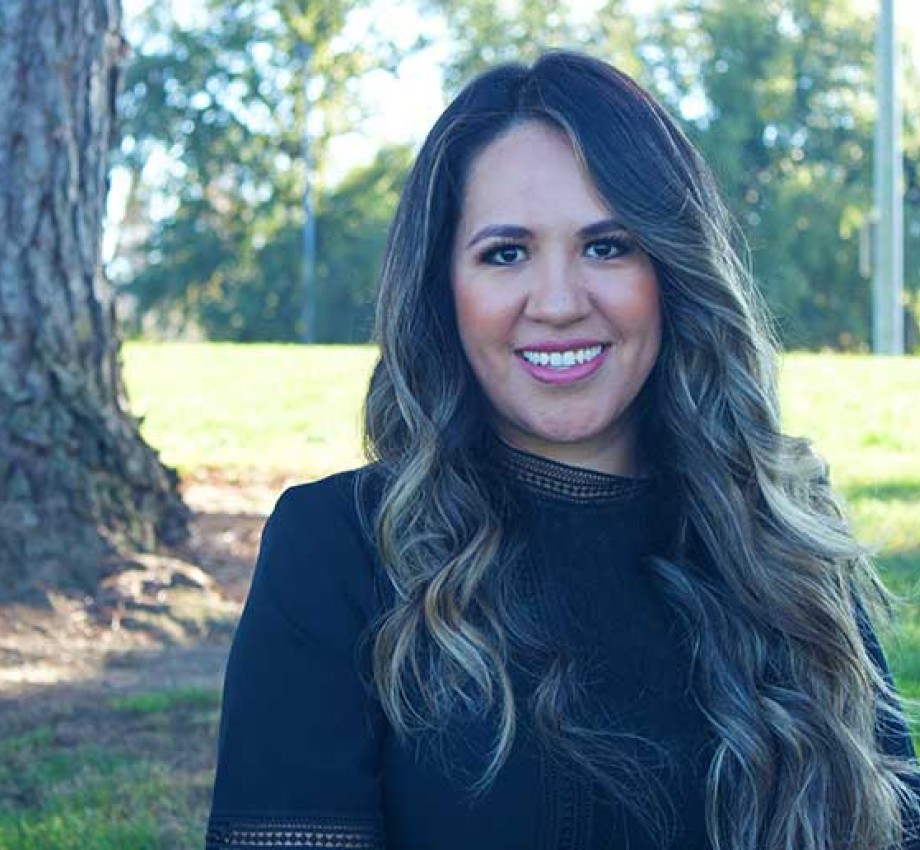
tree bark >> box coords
[0,0,189,595]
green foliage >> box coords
[121,140,410,342]
[425,0,644,95]
[113,0,920,347]
[903,58,920,349]
[315,144,413,341]
[645,0,920,349]
[115,0,407,342]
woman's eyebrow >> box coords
[465,218,627,249]
[578,217,628,238]
[465,224,531,249]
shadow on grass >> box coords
[0,497,265,850]
[0,668,222,850]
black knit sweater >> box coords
[206,445,917,850]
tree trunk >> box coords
[0,0,189,595]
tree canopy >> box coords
[110,0,920,350]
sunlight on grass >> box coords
[122,342,377,478]
[781,354,920,745]
[780,354,920,485]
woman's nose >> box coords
[523,256,591,324]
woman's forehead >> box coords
[455,122,615,239]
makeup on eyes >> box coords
[475,230,637,266]
[583,232,636,259]
[478,239,527,265]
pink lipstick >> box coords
[515,341,610,386]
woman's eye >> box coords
[585,237,631,260]
[482,244,527,265]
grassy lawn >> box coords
[121,342,377,478]
[780,354,920,702]
[1,345,916,849]
[0,689,219,850]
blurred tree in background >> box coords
[903,57,920,350]
[647,0,919,348]
[110,0,920,350]
[315,144,414,341]
[113,0,407,340]
[427,0,644,92]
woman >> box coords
[206,51,919,849]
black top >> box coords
[206,446,918,849]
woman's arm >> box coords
[854,595,920,849]
[854,596,917,760]
[206,476,387,849]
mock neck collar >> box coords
[492,439,656,504]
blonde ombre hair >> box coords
[361,50,919,849]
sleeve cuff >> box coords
[206,812,385,849]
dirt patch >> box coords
[0,468,298,733]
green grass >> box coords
[0,747,170,850]
[780,354,920,710]
[121,342,377,477]
[121,344,919,490]
[122,344,920,681]
[0,691,219,850]
[110,686,222,715]
[780,353,920,487]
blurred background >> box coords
[107,0,920,351]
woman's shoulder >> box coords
[250,463,388,627]
[272,463,382,532]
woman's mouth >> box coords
[515,343,610,384]
[519,344,605,369]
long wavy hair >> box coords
[360,50,918,849]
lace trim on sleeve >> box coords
[205,814,384,849]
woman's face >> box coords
[450,121,661,475]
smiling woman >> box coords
[206,51,920,850]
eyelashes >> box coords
[584,235,636,260]
[480,242,527,265]
[477,233,637,266]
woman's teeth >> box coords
[520,345,604,369]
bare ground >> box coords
[0,469,299,778]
